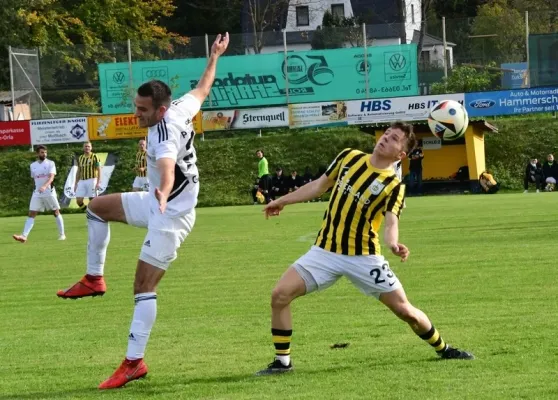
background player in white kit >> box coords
[13,145,65,243]
[56,33,230,390]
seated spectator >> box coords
[542,154,558,191]
[286,170,303,192]
[302,166,314,185]
[479,170,500,194]
[524,157,543,193]
[270,167,288,200]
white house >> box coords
[242,0,428,54]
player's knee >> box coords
[393,303,420,325]
[271,286,294,309]
[53,210,60,217]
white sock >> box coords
[126,293,157,360]
[86,209,110,276]
[276,355,291,366]
[22,217,35,237]
[55,214,65,235]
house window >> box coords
[331,4,345,19]
[296,6,309,26]
[411,4,415,24]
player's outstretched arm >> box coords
[384,211,409,262]
[263,174,333,218]
[188,33,230,105]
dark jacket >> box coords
[286,175,303,191]
[525,162,543,179]
[542,161,558,180]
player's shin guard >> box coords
[272,328,292,366]
[418,324,448,354]
[22,217,35,238]
[86,209,110,276]
[126,293,157,360]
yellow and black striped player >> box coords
[132,139,149,192]
[75,142,102,210]
[256,121,474,376]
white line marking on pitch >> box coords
[297,233,316,243]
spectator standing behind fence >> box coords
[408,141,424,195]
[543,154,558,191]
[524,158,543,193]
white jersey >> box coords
[147,93,201,217]
[393,161,402,181]
[30,159,57,198]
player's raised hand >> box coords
[154,187,168,214]
[211,32,229,57]
[390,243,410,262]
[263,200,284,219]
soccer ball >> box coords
[427,100,469,141]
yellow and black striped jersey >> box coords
[78,153,100,180]
[315,148,405,256]
[135,151,147,177]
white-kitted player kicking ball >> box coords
[56,33,230,390]
[13,145,66,243]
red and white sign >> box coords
[0,121,31,147]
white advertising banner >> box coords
[288,101,349,128]
[202,107,288,131]
[346,93,465,125]
[31,117,89,145]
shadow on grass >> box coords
[0,357,464,399]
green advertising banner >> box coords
[98,45,418,113]
[529,33,558,88]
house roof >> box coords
[0,90,32,104]
[411,30,456,47]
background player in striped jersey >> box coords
[256,122,474,376]
[132,139,149,192]
[56,33,230,390]
[74,142,102,211]
[13,145,65,243]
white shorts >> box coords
[29,194,60,212]
[121,192,195,270]
[75,178,98,198]
[133,176,150,191]
[293,246,402,299]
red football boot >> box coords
[98,358,148,390]
[56,275,106,299]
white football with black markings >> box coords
[427,100,469,141]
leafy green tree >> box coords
[311,10,363,50]
[430,64,500,93]
[0,0,187,89]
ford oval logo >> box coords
[469,99,496,109]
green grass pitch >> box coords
[0,193,557,399]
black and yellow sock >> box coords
[418,325,448,354]
[272,328,292,361]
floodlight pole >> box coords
[363,24,369,98]
[442,17,448,79]
[525,11,530,88]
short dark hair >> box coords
[35,145,47,153]
[137,80,172,109]
[390,121,417,153]
[256,149,264,155]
